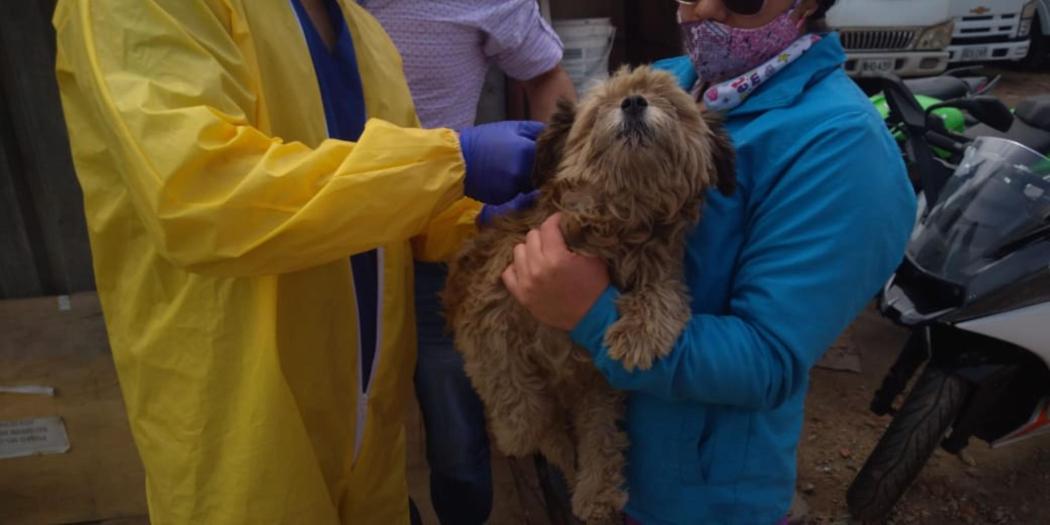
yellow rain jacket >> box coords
[53,1,480,523]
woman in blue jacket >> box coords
[502,0,918,523]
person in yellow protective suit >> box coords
[52,0,542,523]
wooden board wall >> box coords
[549,0,682,68]
[0,1,94,299]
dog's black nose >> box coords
[621,95,648,117]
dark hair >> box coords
[807,0,838,32]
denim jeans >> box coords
[413,261,493,525]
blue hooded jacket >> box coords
[570,34,917,524]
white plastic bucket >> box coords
[552,18,616,95]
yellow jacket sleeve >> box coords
[412,198,482,263]
[55,0,466,277]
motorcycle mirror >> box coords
[874,73,948,205]
[875,74,928,129]
[927,97,1014,133]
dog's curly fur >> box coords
[442,66,735,524]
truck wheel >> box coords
[846,367,970,523]
[1021,17,1048,70]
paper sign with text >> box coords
[0,417,71,460]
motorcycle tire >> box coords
[847,366,970,523]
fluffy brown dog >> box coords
[443,66,735,523]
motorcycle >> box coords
[871,68,1000,149]
[846,75,1050,522]
[871,67,1050,164]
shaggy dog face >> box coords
[535,67,734,226]
[527,70,735,293]
[443,66,735,524]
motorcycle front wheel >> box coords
[847,366,971,522]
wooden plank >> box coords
[0,291,552,524]
[0,293,147,525]
[77,519,150,525]
[630,1,682,66]
[623,0,642,66]
[548,0,683,69]
[0,0,95,298]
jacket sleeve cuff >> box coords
[569,286,621,356]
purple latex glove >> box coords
[459,121,545,204]
[477,191,540,226]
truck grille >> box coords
[953,13,1020,40]
[839,29,918,51]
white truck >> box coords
[948,0,1042,63]
[827,0,955,78]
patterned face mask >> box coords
[701,33,821,112]
[680,1,804,85]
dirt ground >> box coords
[984,66,1050,108]
[796,309,1050,525]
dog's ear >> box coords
[531,98,576,188]
[703,111,736,196]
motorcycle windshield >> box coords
[909,137,1050,284]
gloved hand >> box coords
[477,190,540,227]
[459,121,545,204]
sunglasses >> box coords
[675,0,767,16]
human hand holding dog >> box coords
[502,213,610,331]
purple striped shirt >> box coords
[363,0,564,129]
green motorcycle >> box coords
[864,69,1050,204]
[868,70,1000,160]
[871,92,965,158]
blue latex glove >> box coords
[652,55,698,92]
[477,190,540,227]
[459,121,545,204]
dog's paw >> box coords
[603,287,689,371]
[604,320,660,371]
